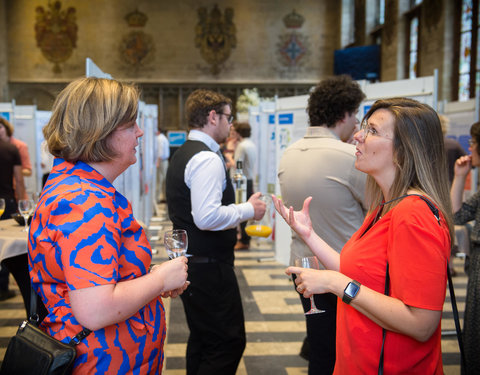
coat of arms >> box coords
[277,10,309,69]
[34,1,78,73]
[195,5,236,75]
[120,9,154,69]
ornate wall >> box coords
[3,0,341,128]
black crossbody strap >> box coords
[29,286,91,346]
[447,266,466,371]
[378,263,389,375]
[377,195,464,373]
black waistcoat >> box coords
[166,140,236,265]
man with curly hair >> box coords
[278,75,367,374]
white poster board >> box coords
[14,106,37,195]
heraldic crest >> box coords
[195,4,236,75]
[35,1,78,73]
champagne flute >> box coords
[18,199,34,232]
[294,256,325,315]
[164,229,188,259]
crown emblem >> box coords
[125,9,148,27]
[283,10,304,29]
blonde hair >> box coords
[43,77,139,163]
[364,98,454,241]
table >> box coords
[0,219,28,263]
[0,219,31,317]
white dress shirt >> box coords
[185,130,254,231]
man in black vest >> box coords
[166,89,266,375]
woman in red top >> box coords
[273,98,453,374]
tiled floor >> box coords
[0,205,465,374]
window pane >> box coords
[379,0,385,24]
[410,51,418,79]
[478,27,480,70]
[459,31,472,74]
[459,73,471,101]
[410,17,419,51]
[461,0,473,32]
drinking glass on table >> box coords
[164,229,188,259]
[18,199,34,232]
[0,198,5,224]
[294,256,325,315]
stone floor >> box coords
[0,204,465,374]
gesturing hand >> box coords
[271,195,314,241]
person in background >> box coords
[0,129,25,302]
[232,121,257,250]
[156,129,170,203]
[439,114,466,276]
[166,89,266,375]
[274,98,453,374]
[0,117,32,200]
[450,121,480,374]
[29,77,189,374]
[40,139,54,188]
[278,74,367,374]
[440,114,466,185]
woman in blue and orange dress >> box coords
[28,77,189,374]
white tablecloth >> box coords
[0,219,28,263]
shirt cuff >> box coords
[237,202,255,222]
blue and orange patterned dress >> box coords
[28,158,166,374]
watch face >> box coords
[345,282,360,297]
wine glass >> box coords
[164,229,188,259]
[294,256,325,315]
[18,199,34,232]
[0,198,5,227]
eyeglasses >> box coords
[359,121,391,140]
[217,112,234,124]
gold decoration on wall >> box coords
[120,9,154,68]
[195,4,236,75]
[34,1,78,73]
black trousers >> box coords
[238,179,254,245]
[180,262,246,375]
[0,198,18,291]
[1,254,47,320]
[292,275,337,375]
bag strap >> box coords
[378,264,389,375]
[29,286,91,346]
[377,194,465,373]
[447,266,466,371]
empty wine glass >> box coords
[18,199,34,232]
[294,256,325,315]
[164,229,188,259]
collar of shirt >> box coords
[304,126,339,140]
[188,129,220,152]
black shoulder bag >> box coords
[0,288,91,375]
[377,195,466,374]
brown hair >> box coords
[0,117,14,137]
[185,89,232,129]
[233,121,251,138]
[363,97,454,241]
[43,77,139,163]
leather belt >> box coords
[188,256,220,264]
